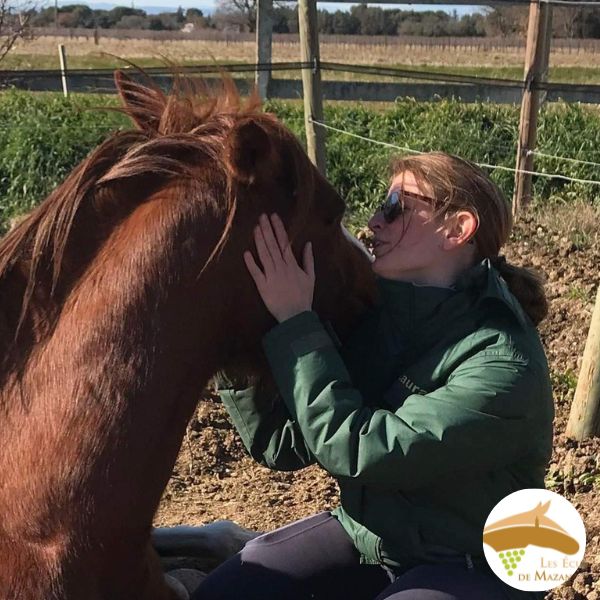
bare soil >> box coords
[155,205,600,599]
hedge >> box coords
[1,90,599,232]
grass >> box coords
[533,201,600,251]
[567,285,592,302]
[552,369,579,392]
[2,90,600,233]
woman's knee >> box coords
[190,512,359,600]
[374,564,511,600]
[191,552,307,600]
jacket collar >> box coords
[374,276,456,358]
[375,276,455,323]
[375,258,529,334]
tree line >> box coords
[21,3,600,38]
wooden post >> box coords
[512,0,552,218]
[256,0,273,101]
[298,0,326,175]
[58,44,69,98]
[566,286,600,440]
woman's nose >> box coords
[368,211,385,232]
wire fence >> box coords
[0,56,600,185]
[3,60,600,99]
[310,117,600,188]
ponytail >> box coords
[490,256,548,326]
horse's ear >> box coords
[114,70,166,133]
[226,120,272,185]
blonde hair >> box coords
[390,152,548,325]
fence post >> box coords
[58,44,69,98]
[256,0,273,101]
[512,0,552,218]
[298,0,326,175]
[566,286,600,440]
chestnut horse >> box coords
[0,72,376,599]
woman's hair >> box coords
[390,152,548,325]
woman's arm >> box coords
[262,311,546,491]
[215,372,316,470]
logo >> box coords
[483,489,586,591]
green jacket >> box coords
[219,259,554,600]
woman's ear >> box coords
[442,211,479,250]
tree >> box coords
[215,0,256,32]
[55,4,94,28]
[1,0,32,64]
[215,0,289,34]
[483,6,528,37]
[115,14,148,29]
[185,7,212,29]
[271,6,294,33]
[331,11,360,35]
[105,6,146,28]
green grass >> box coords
[551,369,579,392]
[1,90,600,233]
[0,91,126,230]
[566,285,594,302]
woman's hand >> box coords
[244,213,315,323]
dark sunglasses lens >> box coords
[382,191,402,223]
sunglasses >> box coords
[379,189,436,224]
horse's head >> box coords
[0,72,376,385]
[112,71,377,375]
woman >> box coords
[192,152,554,600]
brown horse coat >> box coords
[0,72,375,600]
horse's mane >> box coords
[0,74,308,349]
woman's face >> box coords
[367,171,453,284]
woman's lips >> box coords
[371,239,386,256]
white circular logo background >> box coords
[482,489,586,592]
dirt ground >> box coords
[155,205,600,599]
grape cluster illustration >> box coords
[498,549,526,576]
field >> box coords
[6,33,600,85]
[1,36,600,598]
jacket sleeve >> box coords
[216,372,316,471]
[262,311,541,491]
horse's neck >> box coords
[1,215,230,537]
